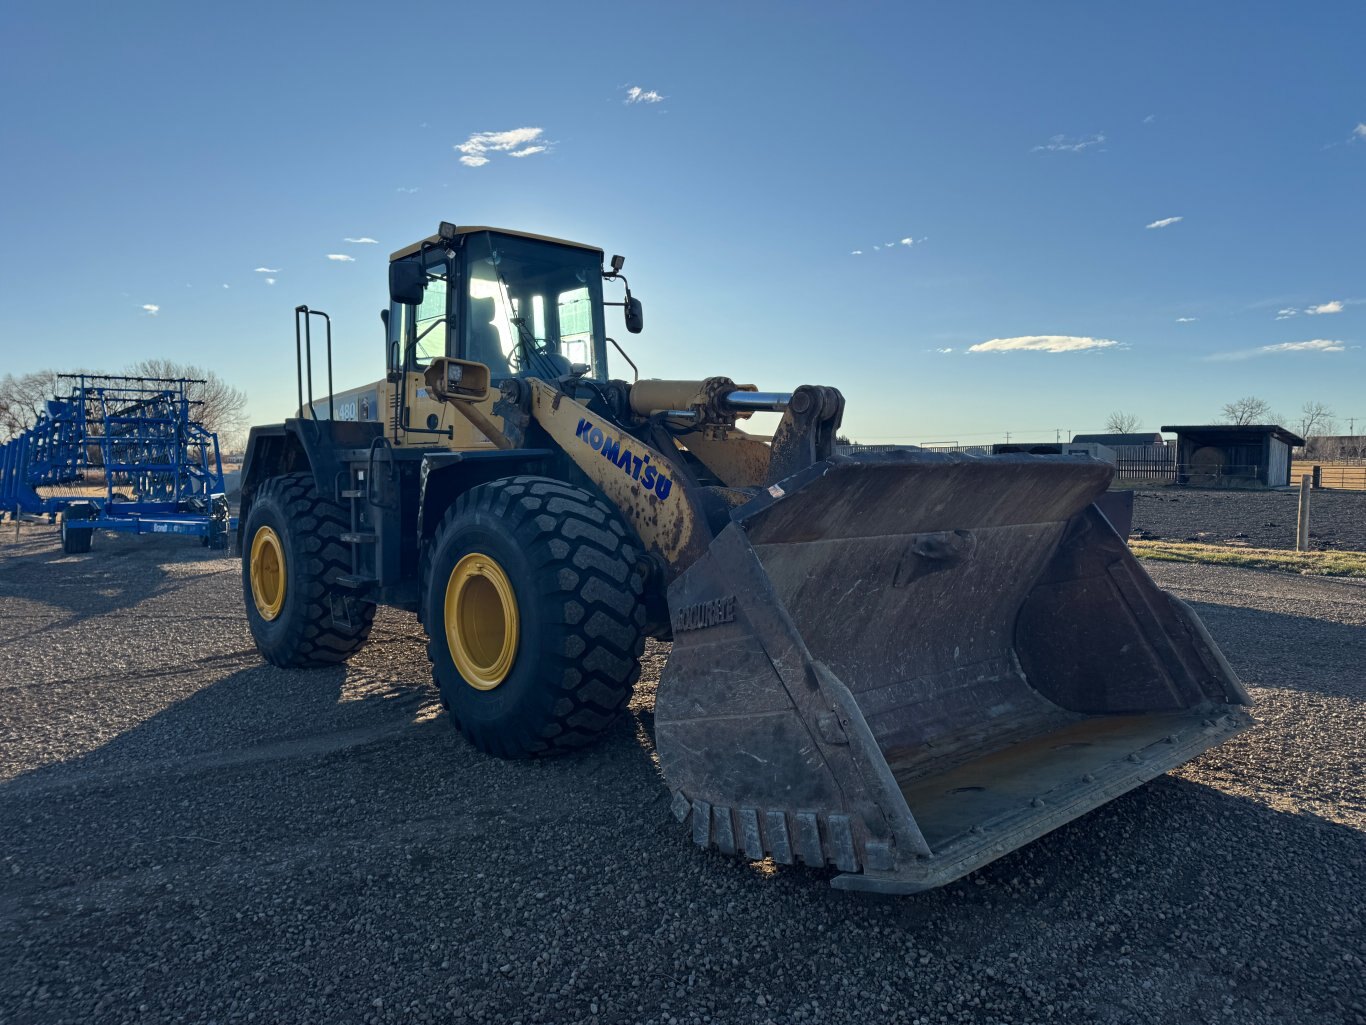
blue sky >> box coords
[2,1,1363,444]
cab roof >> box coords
[389,226,604,262]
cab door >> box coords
[389,249,496,451]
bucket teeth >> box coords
[828,815,859,873]
[677,795,870,874]
[764,810,792,865]
[738,808,764,860]
[711,805,737,856]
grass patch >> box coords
[1129,540,1366,577]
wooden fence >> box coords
[1111,444,1177,482]
[1290,463,1366,491]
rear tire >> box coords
[242,472,375,667]
[424,476,646,758]
[60,516,93,554]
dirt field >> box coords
[1,527,1363,1025]
[1130,487,1366,553]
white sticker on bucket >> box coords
[767,484,785,499]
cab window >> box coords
[413,254,452,366]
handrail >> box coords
[294,306,335,419]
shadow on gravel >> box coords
[0,660,432,799]
[1188,600,1366,699]
[713,772,1364,1020]
[0,529,231,643]
[3,660,1361,1024]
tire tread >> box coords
[425,475,646,757]
[248,472,374,667]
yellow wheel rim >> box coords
[249,525,286,621]
[445,552,520,691]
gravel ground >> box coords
[1128,487,1366,552]
[1,526,1363,1025]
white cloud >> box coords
[327,254,355,262]
[455,127,549,168]
[265,277,276,286]
[969,335,1120,354]
[141,304,159,315]
[1354,123,1366,140]
[935,347,954,353]
[222,283,230,289]
[344,237,378,244]
[1143,114,1156,124]
[1305,300,1343,315]
[1146,216,1183,229]
[1207,338,1348,361]
[625,86,664,104]
[1275,307,1298,320]
[1175,317,1198,323]
[396,186,419,193]
[1033,133,1105,153]
[1263,339,1346,353]
[854,235,924,254]
[254,266,280,273]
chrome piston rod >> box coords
[722,390,791,412]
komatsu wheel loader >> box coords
[238,222,1252,894]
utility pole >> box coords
[1349,416,1358,436]
[1005,431,1011,444]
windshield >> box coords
[463,232,608,381]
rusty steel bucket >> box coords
[655,451,1252,894]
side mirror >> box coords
[389,260,426,306]
[625,296,644,334]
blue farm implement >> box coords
[0,374,234,553]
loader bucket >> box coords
[655,451,1252,894]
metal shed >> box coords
[1070,432,1165,447]
[1159,424,1305,488]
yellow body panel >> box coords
[307,374,500,452]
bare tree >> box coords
[0,363,247,447]
[124,359,249,444]
[1295,400,1336,440]
[0,370,68,441]
[1219,396,1276,426]
[1103,411,1141,434]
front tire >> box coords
[242,472,374,667]
[424,476,646,758]
[60,516,93,554]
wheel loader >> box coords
[238,222,1252,894]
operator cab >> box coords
[386,226,612,383]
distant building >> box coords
[992,442,1116,464]
[1160,424,1305,488]
[1070,432,1166,447]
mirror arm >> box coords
[606,337,638,383]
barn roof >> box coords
[1160,424,1306,447]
